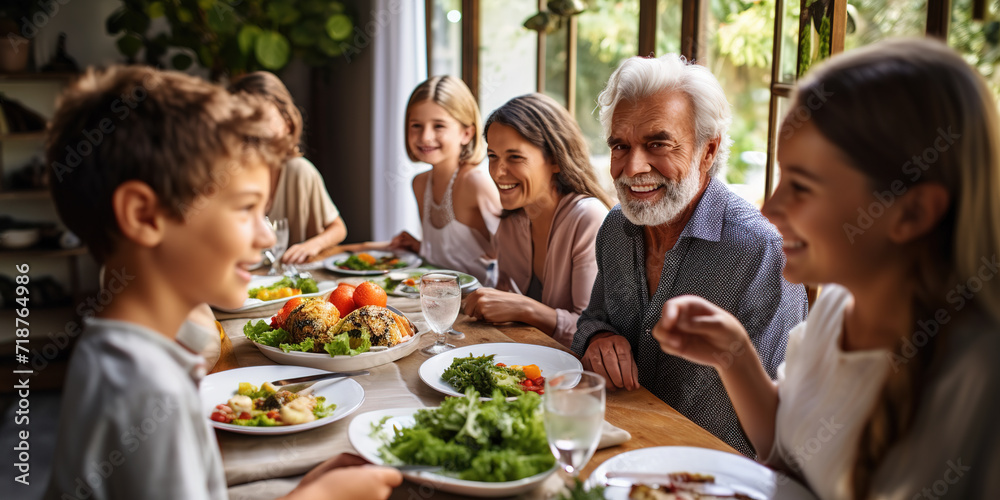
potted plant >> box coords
[106,0,358,81]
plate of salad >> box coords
[418,343,583,399]
[322,250,421,276]
[200,365,365,435]
[378,268,481,298]
[213,275,338,313]
[240,300,424,371]
[348,389,557,497]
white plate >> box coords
[587,446,818,500]
[242,308,424,371]
[200,365,365,435]
[323,249,421,276]
[349,407,556,497]
[418,342,583,398]
[380,267,481,297]
[214,275,338,313]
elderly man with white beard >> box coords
[571,54,807,458]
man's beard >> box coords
[615,158,701,227]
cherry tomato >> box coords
[238,412,251,420]
[210,412,231,423]
[523,379,534,387]
[532,377,545,386]
[495,362,506,367]
[266,410,279,419]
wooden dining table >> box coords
[210,245,740,499]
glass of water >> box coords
[419,273,461,355]
[544,370,606,478]
[268,218,289,275]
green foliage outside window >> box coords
[950,0,1000,98]
[532,0,1000,190]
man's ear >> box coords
[112,180,168,248]
[700,136,721,174]
[887,182,950,244]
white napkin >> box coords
[598,420,632,449]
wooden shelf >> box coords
[0,246,86,259]
[0,189,48,200]
[0,131,46,141]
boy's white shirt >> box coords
[44,317,227,500]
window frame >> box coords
[430,0,956,201]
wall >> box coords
[0,0,124,301]
[301,0,376,243]
[6,0,378,252]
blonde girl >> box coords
[389,76,501,284]
[651,38,1000,498]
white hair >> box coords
[598,54,734,177]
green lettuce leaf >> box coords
[323,330,370,356]
[379,388,554,482]
[295,277,319,294]
[279,338,315,353]
[243,320,289,347]
[312,396,338,419]
[442,354,525,396]
[232,414,280,427]
[248,277,296,298]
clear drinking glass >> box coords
[268,218,289,275]
[420,273,461,355]
[544,370,606,478]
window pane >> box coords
[480,0,539,118]
[844,0,927,50]
[779,0,801,83]
[704,0,775,186]
[949,0,1000,99]
[576,1,640,156]
[656,0,683,56]
[543,23,568,107]
[431,0,462,78]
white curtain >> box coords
[370,0,428,241]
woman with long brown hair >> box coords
[464,93,613,348]
[650,38,1000,498]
